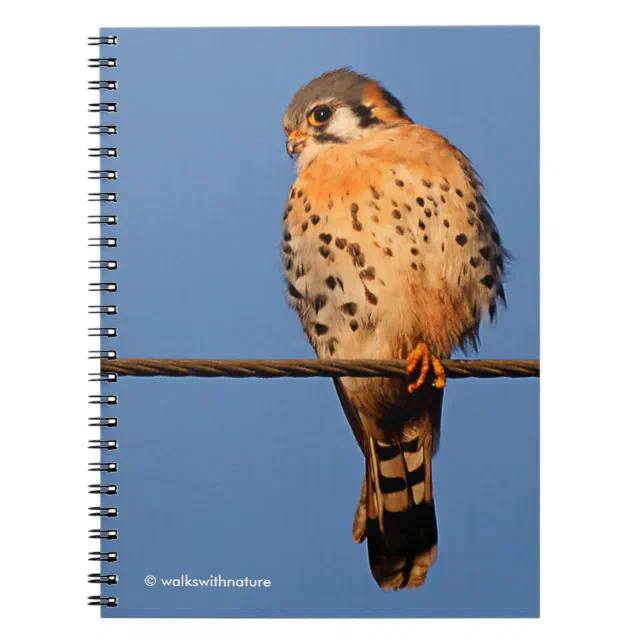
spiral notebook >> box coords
[89,27,540,618]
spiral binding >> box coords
[88,34,118,609]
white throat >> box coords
[295,141,327,172]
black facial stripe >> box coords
[352,104,383,128]
[379,87,413,122]
[353,105,371,118]
[315,133,344,143]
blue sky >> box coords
[101,26,539,617]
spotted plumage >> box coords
[281,69,507,591]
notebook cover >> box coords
[91,26,539,617]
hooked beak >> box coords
[286,130,308,158]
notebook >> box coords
[88,26,539,618]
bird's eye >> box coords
[308,105,332,126]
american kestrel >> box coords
[281,69,507,591]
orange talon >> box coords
[406,342,446,393]
[430,354,446,390]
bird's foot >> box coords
[406,342,446,393]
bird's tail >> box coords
[353,434,438,591]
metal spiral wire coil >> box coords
[89,103,118,113]
[88,327,117,338]
[89,573,119,584]
[89,462,118,473]
[88,80,117,91]
[89,394,118,404]
[88,237,117,248]
[88,147,117,157]
[89,484,118,495]
[88,596,118,607]
[88,282,117,293]
[88,36,117,46]
[88,439,118,450]
[89,372,118,383]
[90,552,118,563]
[89,528,118,540]
[89,169,118,179]
[89,507,118,518]
[88,193,118,203]
[89,125,117,136]
[89,350,117,360]
[88,34,119,608]
[89,259,118,270]
[88,58,117,68]
[89,304,118,315]
[88,215,118,225]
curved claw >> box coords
[429,354,446,390]
[406,342,446,393]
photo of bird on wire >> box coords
[100,57,538,604]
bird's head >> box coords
[283,68,412,171]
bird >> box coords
[281,69,507,591]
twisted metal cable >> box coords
[101,358,539,380]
